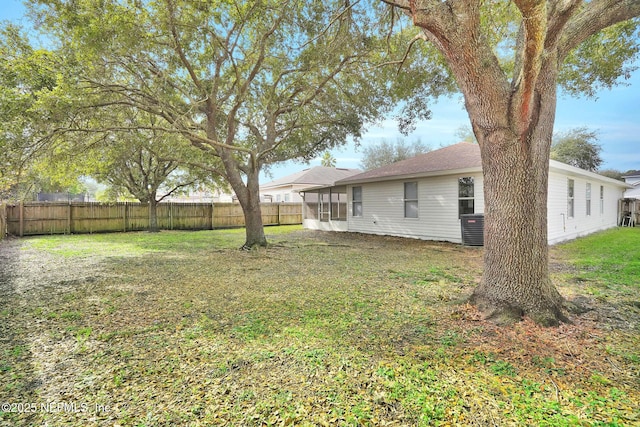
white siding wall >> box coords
[342,170,622,245]
[303,218,349,232]
[347,173,484,243]
[260,185,304,203]
[547,171,624,244]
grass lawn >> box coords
[0,225,638,426]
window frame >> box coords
[600,185,604,215]
[352,186,363,217]
[567,179,575,218]
[585,183,591,216]
[404,181,419,218]
[319,191,330,222]
[458,177,475,218]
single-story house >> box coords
[259,166,361,203]
[301,142,631,245]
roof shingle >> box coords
[337,142,481,185]
[261,166,362,189]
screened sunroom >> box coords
[301,186,349,231]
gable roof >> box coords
[336,141,630,189]
[261,166,362,190]
[337,142,481,185]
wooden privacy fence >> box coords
[3,202,302,237]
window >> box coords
[600,185,604,215]
[458,177,474,217]
[303,192,319,220]
[586,183,591,216]
[319,192,330,222]
[331,192,347,221]
[352,186,363,217]
[404,182,418,218]
[567,179,574,218]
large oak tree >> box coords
[30,0,439,248]
[383,0,640,325]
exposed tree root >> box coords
[470,292,571,327]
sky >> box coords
[3,0,638,184]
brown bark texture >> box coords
[237,168,267,250]
[148,198,159,233]
[217,146,267,249]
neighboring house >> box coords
[623,170,640,184]
[259,166,361,204]
[37,192,88,202]
[621,170,640,226]
[302,142,631,245]
[162,188,236,203]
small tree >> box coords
[321,152,337,168]
[598,169,624,181]
[88,113,221,232]
[360,138,431,170]
[96,145,190,233]
[551,127,602,171]
[454,125,477,143]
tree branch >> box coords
[380,0,410,11]
[156,180,195,203]
[558,0,640,61]
[511,0,547,139]
[165,0,204,93]
[545,0,583,50]
[301,0,363,48]
[376,32,428,74]
[274,54,359,117]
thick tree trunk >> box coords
[238,169,267,249]
[148,197,159,233]
[218,149,267,249]
[468,57,569,326]
[470,133,566,325]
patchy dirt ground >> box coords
[0,229,638,426]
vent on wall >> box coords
[461,214,484,246]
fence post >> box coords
[19,201,24,237]
[0,203,5,240]
[211,200,216,230]
[67,202,72,234]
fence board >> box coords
[71,203,129,233]
[0,204,6,241]
[279,203,304,225]
[158,203,212,230]
[261,204,280,226]
[4,202,301,236]
[212,203,245,228]
[126,204,150,231]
